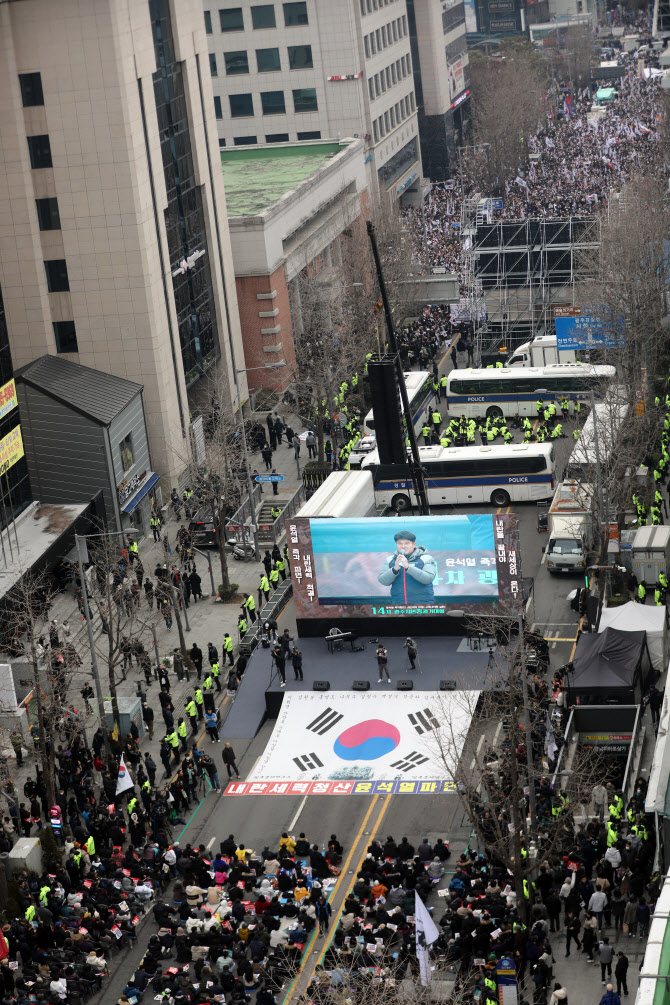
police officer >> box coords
[194,687,204,720]
[128,538,139,565]
[238,614,248,641]
[166,729,180,762]
[223,633,234,666]
[202,673,215,713]
[185,697,198,735]
[211,661,221,692]
[243,593,257,624]
[260,573,270,603]
[637,582,647,603]
[269,565,279,590]
[177,717,188,752]
[275,555,286,581]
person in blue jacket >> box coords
[377,530,436,604]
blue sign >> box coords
[255,474,284,483]
[555,314,621,350]
[489,198,504,210]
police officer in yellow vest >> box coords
[194,687,204,720]
[39,883,50,905]
[202,674,215,713]
[243,593,256,624]
[177,717,188,751]
[166,729,180,761]
[127,797,137,816]
[85,834,95,856]
[260,574,270,603]
[185,697,198,734]
[269,566,279,589]
[422,422,431,443]
[276,556,286,581]
[440,374,448,398]
[25,903,36,922]
[128,538,139,564]
[223,633,234,666]
[211,661,221,692]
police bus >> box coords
[363,442,556,510]
[363,369,433,437]
[445,364,616,420]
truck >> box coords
[631,525,670,585]
[296,470,376,519]
[545,480,595,574]
[505,334,576,368]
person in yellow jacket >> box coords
[279,832,296,855]
[85,834,95,856]
[194,688,204,720]
[243,593,257,624]
[185,698,198,734]
[177,717,188,752]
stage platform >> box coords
[221,634,507,739]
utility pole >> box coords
[518,612,538,832]
[366,221,430,516]
[75,535,111,758]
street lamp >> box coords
[233,361,287,562]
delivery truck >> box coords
[545,480,594,574]
[505,334,576,368]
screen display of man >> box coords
[377,530,437,604]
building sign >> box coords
[448,58,466,105]
[489,17,518,29]
[488,0,515,10]
[118,469,148,505]
[0,380,17,422]
[450,88,471,110]
[327,73,362,81]
[0,426,24,477]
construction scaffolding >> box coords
[461,211,600,362]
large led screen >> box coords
[287,513,521,619]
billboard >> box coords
[287,513,521,619]
[0,426,23,477]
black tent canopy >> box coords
[565,627,650,705]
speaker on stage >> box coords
[313,680,330,691]
[397,680,413,691]
[440,680,457,691]
[353,680,370,691]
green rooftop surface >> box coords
[221,142,347,216]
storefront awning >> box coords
[122,472,160,514]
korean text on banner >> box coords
[0,426,23,477]
[0,380,17,422]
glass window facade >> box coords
[266,133,289,142]
[53,321,78,353]
[35,198,61,231]
[261,90,286,114]
[224,50,249,74]
[283,2,308,25]
[288,45,313,68]
[377,136,418,188]
[27,135,52,169]
[209,53,218,76]
[256,48,281,72]
[292,87,318,112]
[44,259,69,293]
[0,283,32,530]
[234,135,257,145]
[149,0,220,386]
[19,72,44,108]
[230,93,254,116]
[204,9,213,32]
[297,130,321,140]
[219,7,244,30]
[252,4,276,27]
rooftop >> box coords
[221,141,350,216]
[15,354,143,426]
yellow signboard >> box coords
[0,379,17,421]
[0,426,24,476]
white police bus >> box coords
[364,442,556,510]
[445,364,616,420]
[363,369,433,437]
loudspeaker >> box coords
[313,680,330,691]
[440,680,457,691]
[367,355,405,464]
[353,680,370,691]
[396,679,413,691]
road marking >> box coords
[287,794,309,831]
[280,796,380,1005]
[549,637,578,643]
[570,616,584,660]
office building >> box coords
[0,0,247,488]
[406,0,471,181]
[206,1,422,199]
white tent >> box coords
[599,602,668,672]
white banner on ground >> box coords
[247,690,477,784]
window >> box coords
[229,93,254,116]
[380,72,386,92]
[219,138,226,146]
[360,0,365,13]
[384,110,389,132]
[288,45,313,69]
[224,50,249,74]
[19,72,44,107]
[210,53,218,76]
[292,87,317,112]
[234,135,257,144]
[374,74,379,96]
[392,20,397,41]
[261,90,286,114]
[266,132,289,142]
[252,4,276,27]
[410,91,415,110]
[283,2,308,26]
[257,47,281,71]
[376,28,381,49]
[44,259,69,293]
[382,25,387,47]
[364,36,370,58]
[402,14,407,33]
[368,77,374,100]
[35,197,61,231]
[386,66,391,88]
[214,96,223,118]
[390,106,395,127]
[373,120,379,142]
[219,7,244,30]
[391,62,396,84]
[297,130,321,139]
[204,9,213,33]
[53,321,78,354]
[119,433,134,473]
[27,134,52,169]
